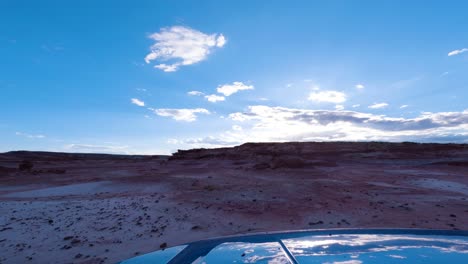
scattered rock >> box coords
[308,220,323,226]
[61,245,71,250]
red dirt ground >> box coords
[0,142,467,263]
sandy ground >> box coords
[0,142,467,263]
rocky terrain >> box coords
[0,142,467,263]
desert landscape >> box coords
[0,141,467,264]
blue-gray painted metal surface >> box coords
[120,229,468,263]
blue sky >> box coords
[1,0,468,154]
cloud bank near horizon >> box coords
[170,105,468,149]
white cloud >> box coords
[228,106,468,133]
[335,105,344,110]
[355,84,365,89]
[171,105,468,148]
[15,132,45,139]
[131,98,145,107]
[145,26,226,72]
[308,90,346,103]
[216,82,254,96]
[448,48,468,56]
[258,97,269,101]
[154,63,178,72]
[153,108,210,122]
[216,35,226,47]
[188,90,204,96]
[400,104,409,109]
[368,102,388,109]
[352,104,360,108]
[205,94,225,102]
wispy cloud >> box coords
[352,104,360,108]
[335,105,344,110]
[369,102,388,109]
[64,144,129,154]
[390,77,421,89]
[187,90,204,96]
[448,48,468,56]
[355,84,365,89]
[153,108,210,122]
[131,98,145,107]
[15,132,46,139]
[216,82,254,96]
[153,64,178,72]
[400,104,409,109]
[145,26,226,72]
[308,90,346,103]
[205,94,225,102]
[176,136,238,147]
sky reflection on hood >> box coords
[121,231,468,263]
